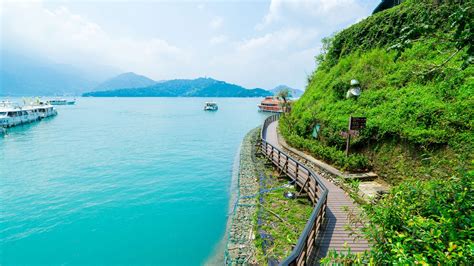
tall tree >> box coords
[277,88,292,113]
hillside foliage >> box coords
[279,0,473,263]
[280,0,473,180]
[322,169,473,265]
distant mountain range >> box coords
[0,55,290,98]
[269,85,304,98]
[83,77,271,97]
[0,50,118,96]
[94,72,157,91]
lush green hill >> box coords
[279,1,473,264]
[280,0,473,183]
[83,77,272,97]
[94,72,157,91]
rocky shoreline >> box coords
[224,127,260,265]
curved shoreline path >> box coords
[264,120,369,261]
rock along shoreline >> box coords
[224,127,260,265]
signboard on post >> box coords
[311,124,321,139]
[350,117,366,130]
[343,116,366,156]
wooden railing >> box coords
[260,114,328,266]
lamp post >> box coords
[346,79,361,99]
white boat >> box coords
[204,102,218,111]
[22,105,41,123]
[0,100,57,128]
[49,98,76,105]
[31,101,57,119]
[0,101,25,127]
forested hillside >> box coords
[83,77,271,97]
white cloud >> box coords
[206,28,320,89]
[209,35,228,45]
[257,0,367,30]
[209,16,223,30]
[238,28,318,52]
[1,0,376,90]
[1,1,190,79]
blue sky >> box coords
[1,0,379,89]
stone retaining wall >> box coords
[225,128,260,265]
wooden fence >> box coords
[260,114,328,266]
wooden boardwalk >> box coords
[265,121,369,263]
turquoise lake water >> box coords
[0,98,269,265]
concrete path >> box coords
[265,120,281,148]
[264,121,369,262]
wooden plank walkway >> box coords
[265,121,369,262]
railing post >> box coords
[277,149,281,168]
[296,162,299,184]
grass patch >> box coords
[253,155,314,263]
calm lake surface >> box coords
[0,97,269,265]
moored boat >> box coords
[257,96,284,113]
[49,98,76,105]
[204,102,218,111]
[0,100,57,128]
[33,101,58,119]
[0,101,26,127]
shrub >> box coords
[322,169,474,265]
[280,116,370,171]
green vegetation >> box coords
[280,124,370,171]
[364,170,473,264]
[277,0,473,263]
[276,87,292,113]
[253,159,313,263]
[322,169,473,265]
[280,0,473,181]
